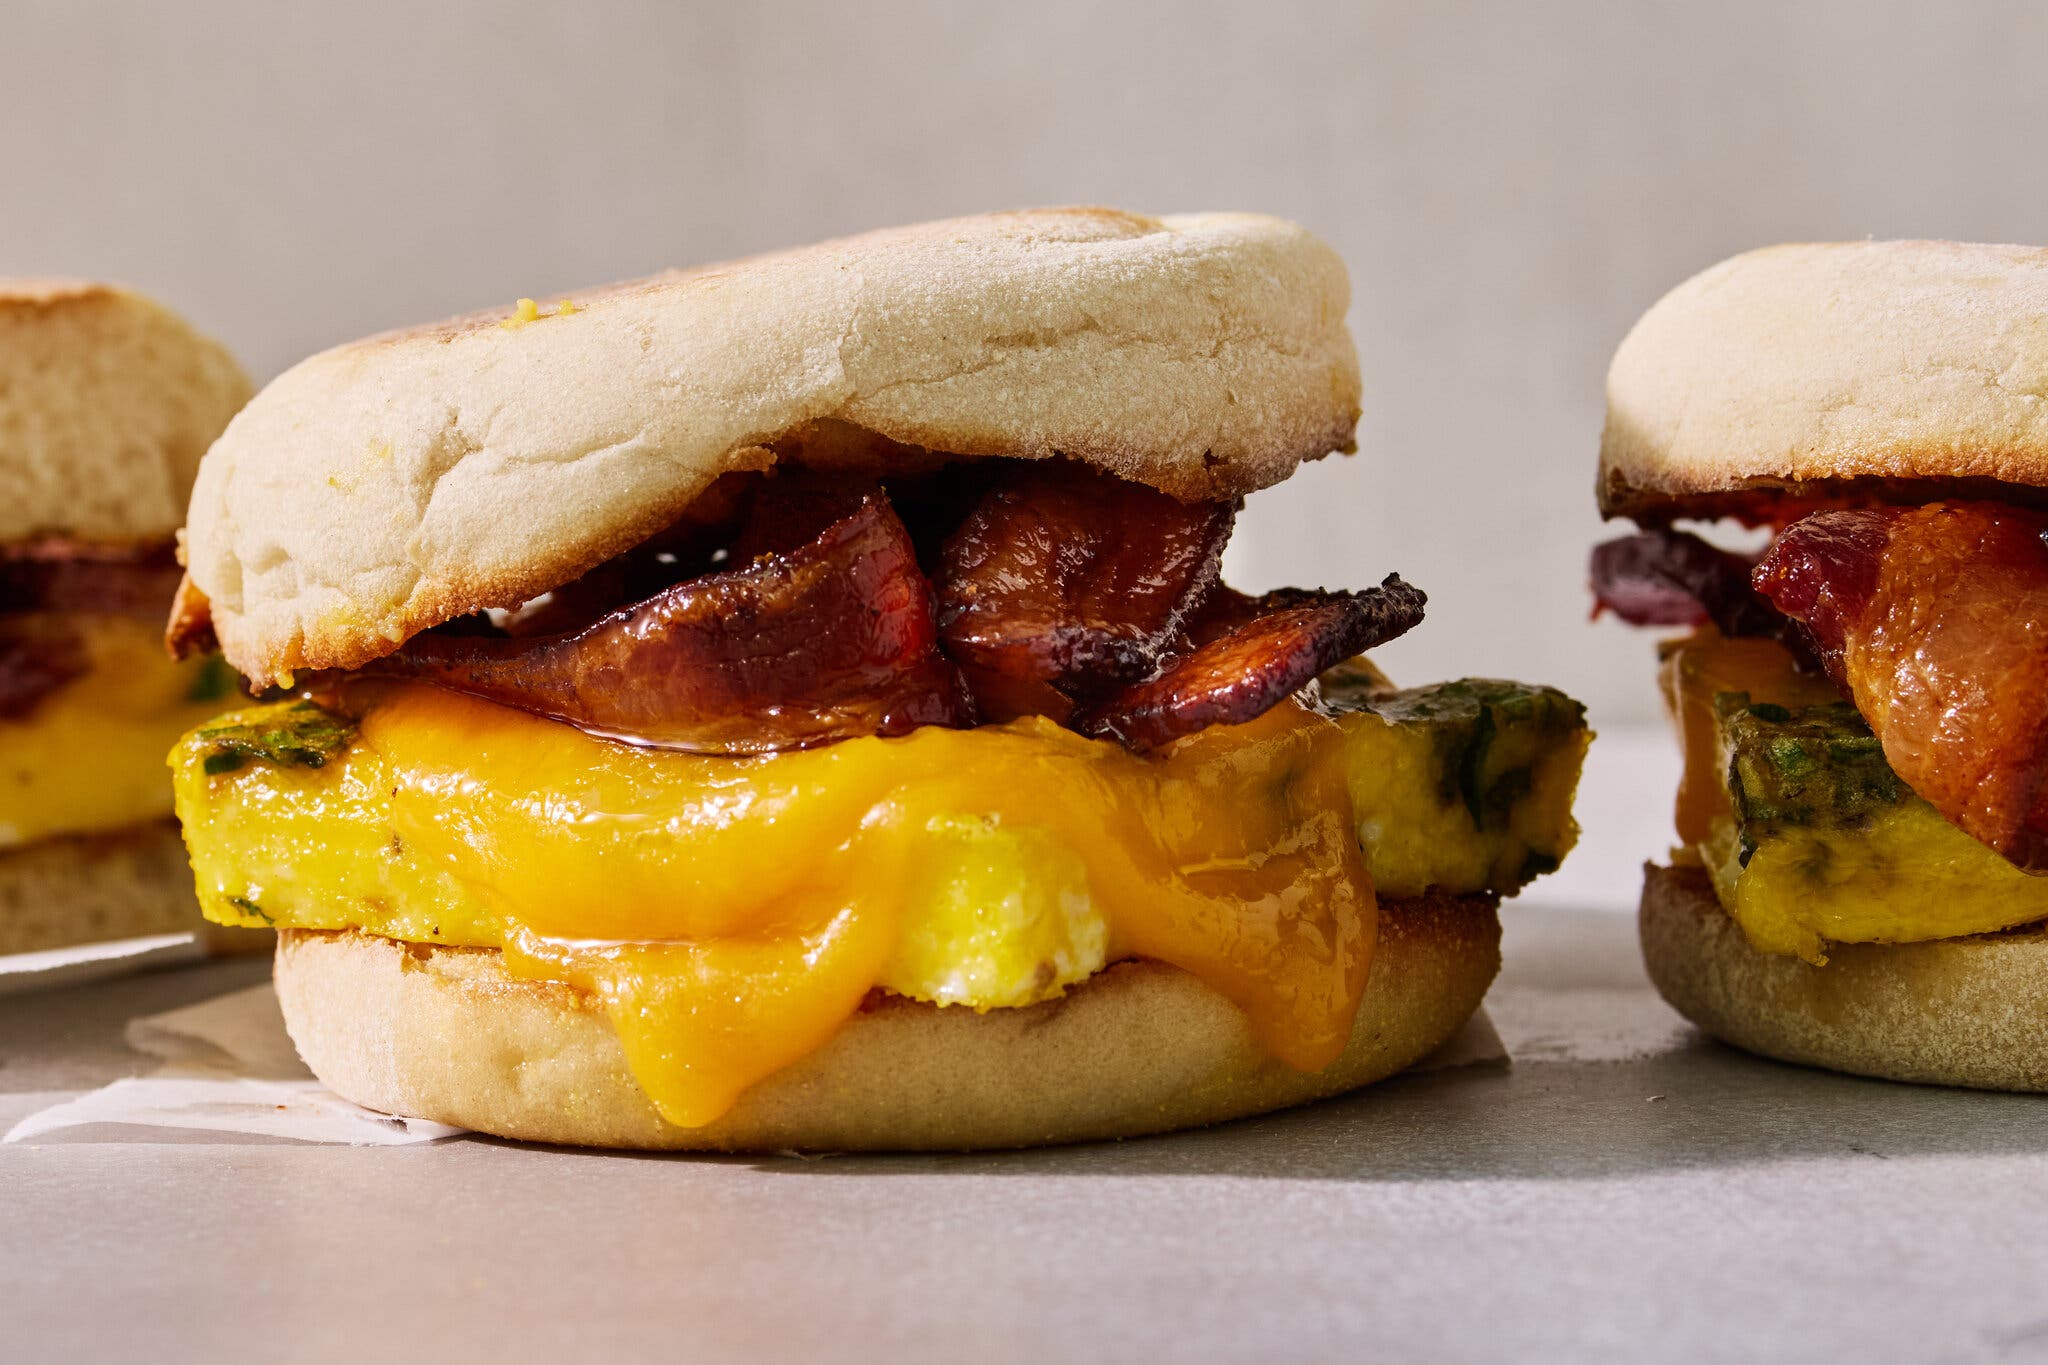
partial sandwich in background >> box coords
[1592,240,2048,1091]
[0,280,252,954]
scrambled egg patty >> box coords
[175,677,1586,1011]
[0,616,235,847]
[1666,631,2048,963]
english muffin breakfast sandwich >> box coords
[170,209,1588,1149]
[1594,240,2048,1090]
[0,280,249,954]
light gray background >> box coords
[8,0,2048,723]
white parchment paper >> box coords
[4,982,464,1145]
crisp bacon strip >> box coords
[935,465,1235,717]
[1756,502,2048,868]
[1589,530,1788,639]
[227,460,1430,755]
[1077,576,1427,750]
[368,494,971,754]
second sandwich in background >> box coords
[0,281,251,955]
[1593,240,2048,1091]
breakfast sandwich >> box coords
[168,209,1588,1149]
[1594,240,2048,1090]
[0,281,250,954]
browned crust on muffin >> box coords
[1600,240,2048,522]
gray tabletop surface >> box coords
[4,898,2045,1365]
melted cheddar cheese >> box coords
[173,681,1587,1127]
[0,616,235,847]
[1663,630,2048,961]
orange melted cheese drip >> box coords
[185,685,1375,1127]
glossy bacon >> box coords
[1748,510,1889,679]
[304,458,1430,755]
[1589,530,1787,639]
[935,465,1236,717]
[370,494,971,754]
[485,472,767,639]
[1756,502,2048,867]
[729,473,874,566]
[1077,576,1427,750]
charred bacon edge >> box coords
[1077,575,1428,751]
[934,467,1239,700]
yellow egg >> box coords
[1665,631,2048,962]
[0,616,236,847]
[171,680,1587,1124]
